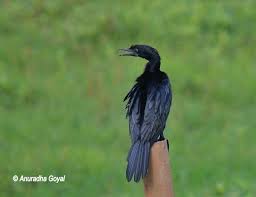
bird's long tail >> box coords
[126,141,150,182]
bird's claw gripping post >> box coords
[157,137,170,151]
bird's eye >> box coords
[135,48,139,52]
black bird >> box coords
[119,44,172,182]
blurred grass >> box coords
[0,0,256,196]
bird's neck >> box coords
[144,60,160,72]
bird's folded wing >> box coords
[141,78,172,143]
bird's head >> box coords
[119,44,160,63]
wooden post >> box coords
[143,140,174,197]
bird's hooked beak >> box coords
[118,48,138,57]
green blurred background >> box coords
[0,0,255,196]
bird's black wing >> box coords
[140,78,172,143]
[124,83,142,144]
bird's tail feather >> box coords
[126,141,150,182]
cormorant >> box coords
[119,44,172,182]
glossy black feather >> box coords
[126,142,139,181]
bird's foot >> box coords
[158,135,165,141]
[156,135,170,151]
